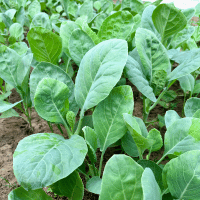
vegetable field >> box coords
[1,0,200,199]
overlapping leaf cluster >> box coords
[1,0,200,199]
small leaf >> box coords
[165,110,181,128]
[184,97,200,117]
[9,23,23,40]
[86,176,102,195]
[0,100,22,113]
[28,0,41,19]
[0,108,19,118]
[178,74,195,93]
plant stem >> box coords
[77,169,90,180]
[138,149,143,160]
[47,121,54,133]
[63,121,73,138]
[161,188,169,196]
[74,110,84,135]
[99,150,105,178]
[56,124,64,135]
[156,154,166,165]
[92,162,97,176]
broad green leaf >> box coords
[86,176,102,195]
[0,100,22,113]
[99,155,143,200]
[79,0,93,22]
[136,28,170,83]
[5,9,16,20]
[0,108,19,118]
[30,62,78,114]
[30,12,52,30]
[138,160,163,190]
[164,118,200,157]
[122,0,144,15]
[75,39,128,113]
[193,109,200,118]
[152,4,187,43]
[60,21,79,57]
[93,13,107,30]
[123,113,153,153]
[171,26,195,48]
[16,6,25,26]
[167,49,200,81]
[163,150,200,199]
[28,27,62,64]
[141,168,162,200]
[165,110,180,128]
[8,187,53,200]
[93,85,133,152]
[178,74,195,93]
[100,0,113,14]
[135,117,148,138]
[69,29,95,66]
[1,13,13,28]
[141,5,161,40]
[9,23,23,40]
[0,91,11,101]
[193,80,200,94]
[28,0,41,19]
[9,42,28,55]
[83,126,97,163]
[34,78,69,124]
[182,8,195,22]
[125,55,156,102]
[147,128,163,152]
[13,133,87,190]
[67,1,78,17]
[98,11,134,41]
[50,171,84,200]
[184,97,200,117]
[121,131,139,157]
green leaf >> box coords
[79,0,93,22]
[123,113,153,153]
[98,11,134,41]
[135,28,170,83]
[171,26,195,48]
[9,23,23,40]
[193,80,200,94]
[9,42,28,55]
[125,55,156,102]
[28,0,41,19]
[165,110,180,128]
[93,85,134,152]
[122,0,144,15]
[161,90,177,103]
[60,21,79,57]
[50,171,84,200]
[66,111,76,130]
[13,133,87,190]
[137,160,163,190]
[178,74,195,93]
[0,100,22,113]
[8,187,53,200]
[121,131,139,157]
[141,5,161,40]
[99,155,143,200]
[86,176,102,195]
[184,97,200,117]
[163,150,200,199]
[30,62,78,114]
[182,8,195,22]
[67,1,78,17]
[147,128,163,152]
[141,168,162,200]
[75,39,128,113]
[152,3,187,43]
[0,108,19,118]
[34,78,69,124]
[27,27,62,64]
[30,12,52,30]
[167,49,200,81]
[69,29,95,66]
[164,118,200,157]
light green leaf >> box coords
[86,176,102,195]
[79,0,93,22]
[141,168,162,200]
[182,8,195,22]
[163,150,200,199]
[147,128,163,152]
[60,21,79,57]
[28,0,41,19]
[178,74,195,93]
[0,100,22,113]
[30,12,52,30]
[0,108,19,118]
[50,171,84,200]
[8,187,53,200]
[123,113,153,153]
[122,0,144,15]
[165,110,180,128]
[30,62,78,114]
[9,23,23,40]
[69,29,95,66]
[125,55,156,102]
[135,28,170,83]
[164,118,200,157]
[152,3,187,43]
[67,1,78,17]
[184,97,200,117]
[98,11,134,41]
[34,78,69,124]
[75,39,128,113]
[99,155,143,200]
[0,91,11,101]
[193,80,200,94]
[13,133,87,190]
[27,27,62,64]
[93,85,134,152]
[9,42,28,55]
[167,49,200,81]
